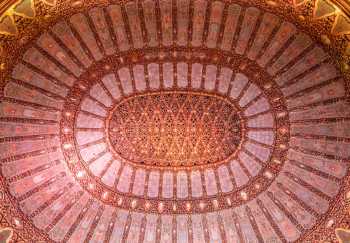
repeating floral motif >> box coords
[0,0,349,242]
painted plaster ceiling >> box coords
[0,0,350,242]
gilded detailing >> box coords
[0,0,349,243]
[0,1,17,16]
[108,92,242,167]
[331,0,350,18]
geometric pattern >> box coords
[65,65,280,206]
[0,0,349,242]
[108,92,242,167]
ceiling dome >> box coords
[0,0,350,242]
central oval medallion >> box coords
[108,92,242,167]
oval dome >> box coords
[0,0,350,242]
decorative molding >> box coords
[0,1,16,16]
[332,0,350,18]
[0,0,349,242]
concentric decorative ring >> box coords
[55,53,290,211]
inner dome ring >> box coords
[60,53,290,210]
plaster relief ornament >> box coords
[0,0,349,242]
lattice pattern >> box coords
[109,93,242,166]
[0,0,349,242]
